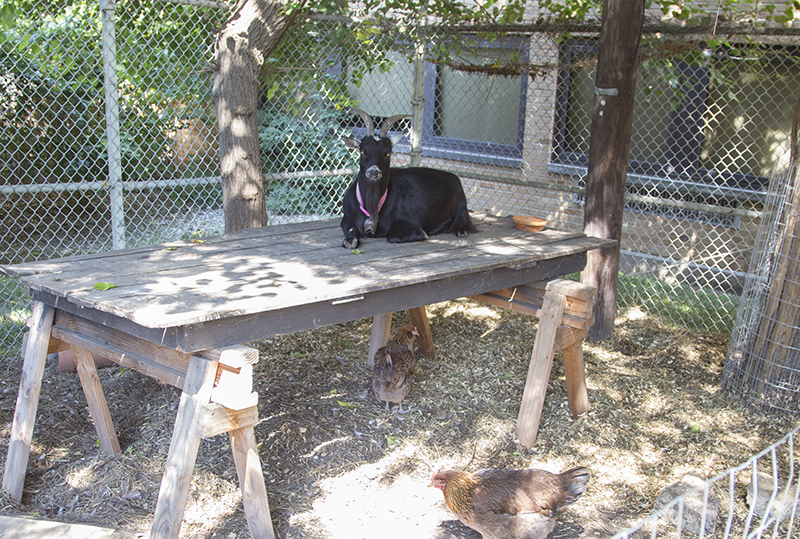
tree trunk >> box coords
[212,0,303,233]
[581,0,643,340]
[722,84,800,411]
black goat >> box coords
[340,110,476,249]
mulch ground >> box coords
[0,299,796,538]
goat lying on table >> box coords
[340,109,476,249]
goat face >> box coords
[344,135,393,186]
[343,135,393,235]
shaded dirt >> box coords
[0,299,796,538]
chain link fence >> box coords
[3,0,800,357]
[723,163,800,413]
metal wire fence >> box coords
[723,164,800,414]
[2,0,799,355]
[611,423,799,539]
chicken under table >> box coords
[1,214,613,538]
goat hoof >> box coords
[456,230,470,238]
[342,238,359,249]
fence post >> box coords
[409,13,427,168]
[100,0,126,250]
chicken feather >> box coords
[371,325,418,411]
[430,466,589,539]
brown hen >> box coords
[430,466,590,539]
[371,325,418,412]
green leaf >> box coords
[351,249,363,254]
[0,5,14,29]
[93,282,118,291]
[291,352,308,358]
[337,400,356,409]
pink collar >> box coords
[356,182,388,217]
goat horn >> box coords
[352,109,375,137]
[379,114,411,138]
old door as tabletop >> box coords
[1,213,615,538]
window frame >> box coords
[344,37,530,168]
[549,38,782,200]
[419,35,529,168]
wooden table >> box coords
[1,214,614,539]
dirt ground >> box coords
[0,299,796,538]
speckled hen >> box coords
[430,466,590,539]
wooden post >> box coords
[562,340,590,418]
[516,291,567,448]
[230,427,276,539]
[409,306,435,357]
[3,301,55,502]
[150,355,217,539]
[581,0,644,340]
[368,313,393,368]
[71,344,121,454]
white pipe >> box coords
[100,0,126,249]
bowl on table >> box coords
[512,215,548,232]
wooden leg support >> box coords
[2,300,55,502]
[150,355,217,539]
[562,338,589,419]
[472,278,597,449]
[71,344,121,454]
[368,307,435,367]
[230,427,275,539]
[368,313,393,368]
[150,346,274,539]
[409,306,435,357]
[516,291,566,449]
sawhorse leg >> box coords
[230,427,274,538]
[71,344,121,454]
[3,300,55,502]
[516,290,566,448]
[471,278,596,449]
[367,307,435,368]
[150,349,274,539]
[151,355,217,539]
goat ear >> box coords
[343,136,360,150]
[389,133,404,146]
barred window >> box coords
[550,39,800,198]
[348,37,528,167]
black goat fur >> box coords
[340,112,476,249]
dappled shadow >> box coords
[0,299,796,538]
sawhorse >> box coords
[370,278,596,449]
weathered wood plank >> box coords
[2,301,55,502]
[229,426,276,539]
[368,313,393,368]
[5,216,613,332]
[409,306,435,357]
[51,311,189,388]
[170,253,591,352]
[198,345,259,367]
[150,354,217,539]
[516,291,566,449]
[563,341,589,419]
[199,404,259,439]
[44,234,598,330]
[70,344,121,455]
[470,291,593,330]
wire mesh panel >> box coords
[723,164,800,414]
[3,1,800,358]
[611,425,799,539]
